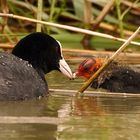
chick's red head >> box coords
[75,58,103,79]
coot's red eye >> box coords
[56,47,60,55]
[55,46,62,59]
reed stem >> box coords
[0,13,140,46]
[36,0,43,32]
[78,26,140,94]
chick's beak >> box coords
[72,72,80,79]
[59,58,73,79]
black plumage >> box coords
[91,63,140,93]
[0,52,47,100]
[0,32,72,100]
[76,58,140,93]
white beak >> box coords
[59,58,73,79]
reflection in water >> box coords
[0,69,140,140]
[57,96,140,140]
[0,96,70,140]
[71,97,105,116]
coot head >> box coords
[0,32,73,101]
[12,32,73,79]
[75,58,103,79]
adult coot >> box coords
[75,57,140,93]
[0,32,73,100]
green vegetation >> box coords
[0,0,140,50]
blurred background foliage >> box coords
[0,0,140,51]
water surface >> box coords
[0,65,140,140]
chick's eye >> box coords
[78,62,92,73]
[83,63,93,72]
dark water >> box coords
[0,68,140,140]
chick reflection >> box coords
[71,97,105,116]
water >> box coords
[0,66,140,140]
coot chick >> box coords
[0,32,73,101]
[75,57,140,93]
